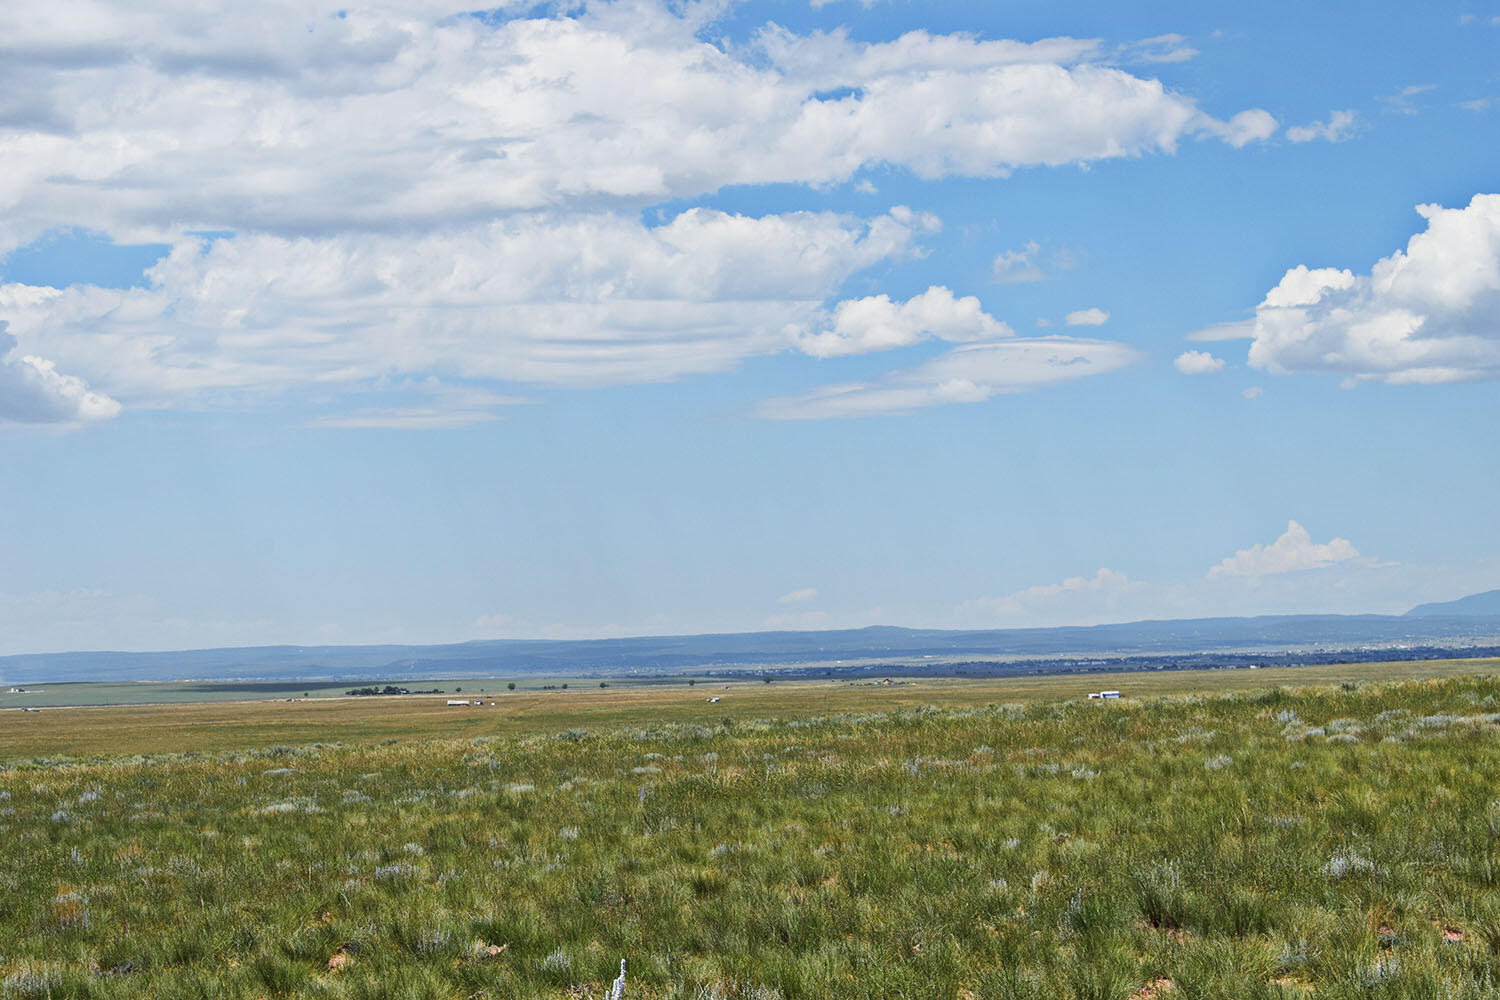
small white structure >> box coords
[1087,692,1102,700]
[446,699,468,706]
[707,696,721,703]
[1100,690,1121,699]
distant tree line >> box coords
[344,685,446,697]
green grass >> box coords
[3,671,1500,998]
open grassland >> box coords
[1,656,1497,761]
[4,672,1500,998]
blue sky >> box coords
[1,0,1497,653]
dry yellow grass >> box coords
[2,655,1495,759]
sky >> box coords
[1,0,1498,654]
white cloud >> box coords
[992,241,1045,283]
[1207,520,1361,578]
[1185,319,1255,341]
[776,587,820,604]
[0,208,922,403]
[1173,349,1225,374]
[1204,108,1278,148]
[0,4,1274,255]
[758,337,1138,418]
[796,285,1011,357]
[0,322,119,426]
[1459,98,1494,112]
[1242,385,1263,399]
[0,1,1278,421]
[1065,307,1110,326]
[1247,194,1500,384]
[954,522,1404,627]
[1286,109,1356,143]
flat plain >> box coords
[2,656,1498,760]
[3,660,1500,999]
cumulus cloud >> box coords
[1286,109,1356,143]
[1065,307,1110,326]
[1208,520,1360,578]
[955,522,1398,627]
[0,322,119,425]
[1247,194,1500,384]
[0,1,1274,420]
[1203,108,1278,148]
[1173,349,1225,374]
[992,241,1045,283]
[0,3,1274,254]
[776,587,820,604]
[0,208,921,402]
[758,337,1138,418]
[796,285,1011,357]
[1242,385,1263,399]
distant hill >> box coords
[4,611,1500,685]
[1406,589,1500,617]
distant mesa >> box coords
[1406,589,1500,618]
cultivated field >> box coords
[3,667,1500,998]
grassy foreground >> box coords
[4,673,1500,999]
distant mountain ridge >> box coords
[4,607,1500,685]
[1406,589,1500,617]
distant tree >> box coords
[561,683,568,690]
[455,687,462,693]
[688,679,696,687]
[507,682,517,691]
[599,681,608,688]
[763,676,772,684]
[303,692,309,698]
